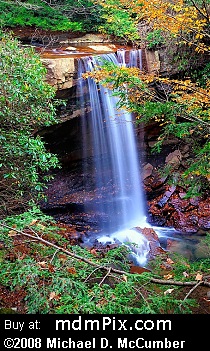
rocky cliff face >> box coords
[42,57,77,90]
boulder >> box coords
[142,163,153,180]
[165,150,182,169]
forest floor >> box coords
[0,221,209,315]
[1,284,209,314]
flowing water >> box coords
[77,50,152,265]
[75,49,208,266]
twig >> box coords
[179,280,203,310]
[99,267,111,286]
[84,266,103,283]
[151,277,210,287]
[27,225,40,238]
[183,280,203,301]
[50,248,60,264]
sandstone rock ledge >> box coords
[41,43,120,90]
[42,57,77,90]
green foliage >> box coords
[0,0,106,32]
[98,6,140,41]
[1,209,209,314]
[146,29,166,49]
[191,62,210,87]
[0,0,83,31]
[56,0,105,32]
[0,32,60,215]
[3,205,56,230]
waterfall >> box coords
[77,49,150,265]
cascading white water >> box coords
[77,49,150,265]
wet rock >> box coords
[166,238,195,260]
[146,177,210,233]
[142,163,153,180]
[61,33,110,44]
[134,227,165,260]
[189,196,202,206]
[42,57,77,90]
[136,227,159,242]
[145,50,160,74]
[198,217,210,229]
[195,241,210,259]
[198,202,210,216]
[165,150,182,169]
[149,242,166,258]
[151,175,167,190]
[180,144,190,155]
[157,185,176,207]
[65,46,77,51]
[144,171,167,202]
[169,196,191,211]
[179,192,187,199]
[170,211,199,233]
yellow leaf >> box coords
[164,288,174,295]
[122,274,128,282]
[195,273,203,281]
[37,261,48,268]
[163,274,173,280]
[166,258,174,264]
[37,224,46,230]
[29,219,38,226]
[8,230,18,237]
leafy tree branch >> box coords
[0,32,60,217]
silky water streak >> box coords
[77,50,150,265]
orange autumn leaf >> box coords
[163,273,173,280]
[166,258,174,265]
[96,298,108,307]
[90,248,98,256]
[58,254,68,261]
[18,253,26,260]
[195,273,203,281]
[67,267,77,274]
[49,292,60,301]
[37,261,48,268]
[48,264,55,273]
[122,274,128,282]
[29,219,38,226]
